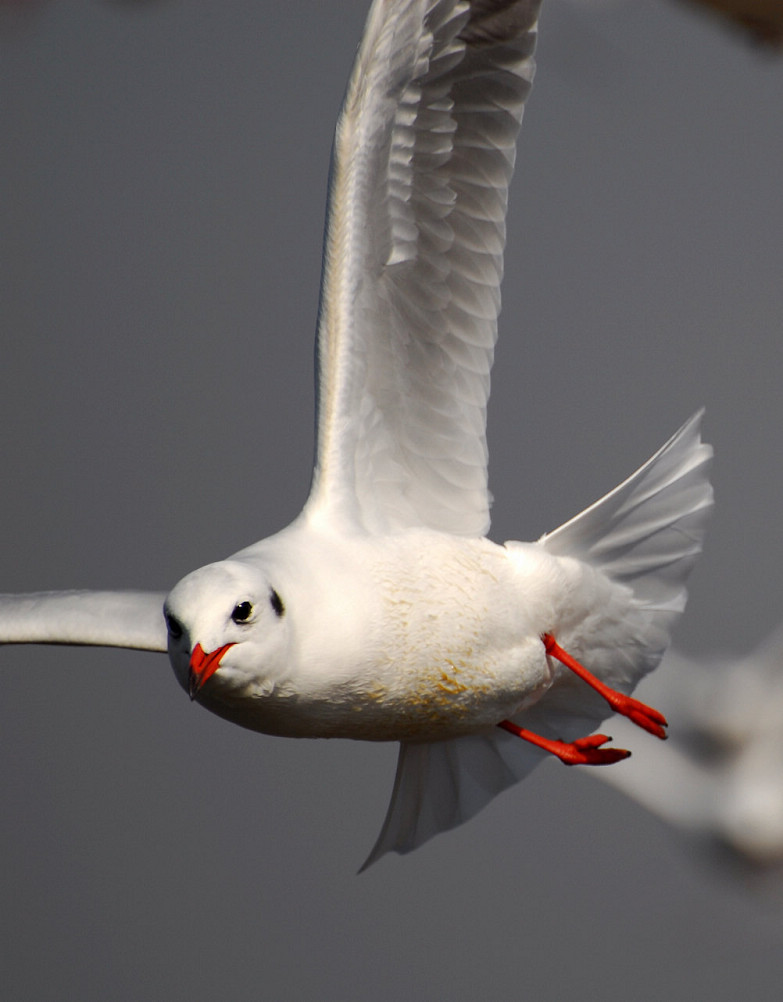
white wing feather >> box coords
[363,413,713,867]
[306,0,542,535]
[0,591,168,651]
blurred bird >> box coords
[593,626,783,872]
[684,0,783,46]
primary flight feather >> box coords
[0,0,712,867]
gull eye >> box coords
[231,601,254,625]
[166,614,183,639]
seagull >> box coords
[0,0,712,867]
[593,627,783,873]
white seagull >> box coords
[0,0,712,867]
[593,627,783,873]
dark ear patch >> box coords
[269,589,285,618]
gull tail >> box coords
[361,413,713,869]
[540,409,712,623]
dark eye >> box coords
[166,614,183,639]
[231,601,254,624]
[269,589,285,618]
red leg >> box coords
[542,633,668,740]
[497,719,630,766]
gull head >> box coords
[163,559,288,702]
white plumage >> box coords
[0,0,712,866]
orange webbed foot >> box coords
[498,720,631,766]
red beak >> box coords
[188,642,235,700]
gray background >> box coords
[2,1,782,999]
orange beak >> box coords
[188,642,235,700]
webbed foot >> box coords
[497,719,631,766]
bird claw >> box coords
[555,733,632,767]
[497,720,631,766]
[542,633,668,740]
[612,694,668,739]
[498,634,669,766]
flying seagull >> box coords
[0,0,712,867]
[594,626,783,874]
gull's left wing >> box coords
[0,591,168,651]
[306,0,542,535]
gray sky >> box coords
[2,2,783,999]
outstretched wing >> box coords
[306,0,542,535]
[0,591,168,652]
